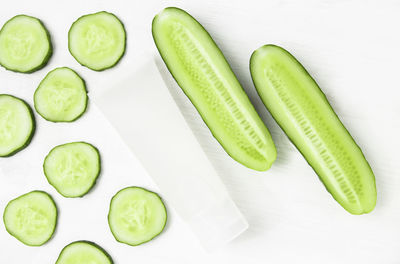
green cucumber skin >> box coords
[152,7,277,171]
[250,45,376,214]
[3,190,58,246]
[68,11,126,72]
[107,186,168,246]
[0,94,36,157]
[34,67,88,123]
[43,142,101,198]
[0,15,52,74]
[56,240,113,264]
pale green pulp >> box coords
[44,142,100,198]
[250,45,376,214]
[152,7,276,171]
[3,191,57,246]
[68,11,125,71]
[56,241,112,264]
[0,94,34,157]
[0,15,51,73]
[34,67,87,122]
[108,187,167,246]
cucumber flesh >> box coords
[68,11,126,71]
[3,191,57,246]
[152,7,276,171]
[44,142,101,198]
[34,67,88,122]
[250,45,376,214]
[0,94,35,157]
[0,15,52,73]
[56,241,113,264]
[108,187,167,246]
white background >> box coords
[1,0,400,263]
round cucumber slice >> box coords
[34,67,88,122]
[108,187,167,246]
[0,15,52,73]
[0,94,35,157]
[68,11,126,71]
[44,142,101,198]
[3,191,57,246]
[56,241,113,264]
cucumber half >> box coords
[34,67,88,122]
[68,11,126,71]
[3,191,57,246]
[0,94,35,157]
[152,7,277,171]
[56,241,113,264]
[0,15,52,73]
[44,142,101,198]
[250,45,377,214]
[108,187,167,246]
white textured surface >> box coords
[0,0,399,263]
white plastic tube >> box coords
[93,59,248,251]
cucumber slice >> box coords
[0,15,52,73]
[43,142,101,198]
[152,7,276,171]
[56,241,113,264]
[108,187,167,246]
[250,45,377,214]
[3,191,57,246]
[68,11,126,71]
[0,94,35,157]
[34,67,88,122]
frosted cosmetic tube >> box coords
[93,59,248,251]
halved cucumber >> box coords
[3,191,57,246]
[152,7,276,171]
[108,187,167,246]
[0,15,52,73]
[0,94,35,157]
[43,142,101,198]
[68,11,126,71]
[250,45,377,214]
[34,67,88,122]
[56,241,113,264]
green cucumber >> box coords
[34,67,88,122]
[108,187,167,246]
[0,94,35,157]
[0,15,52,73]
[3,191,57,246]
[250,44,376,214]
[43,142,101,198]
[68,11,126,71]
[152,7,276,171]
[56,241,113,264]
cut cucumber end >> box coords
[44,142,101,198]
[344,194,376,215]
[0,15,52,73]
[108,187,167,246]
[3,191,57,246]
[152,7,276,171]
[250,44,377,214]
[34,67,88,122]
[0,94,35,157]
[68,11,126,71]
[56,241,113,264]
